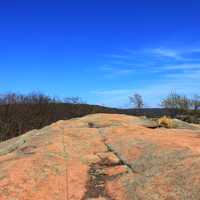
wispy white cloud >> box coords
[184,48,200,53]
[147,48,181,60]
[100,46,200,76]
[146,47,200,61]
[164,69,200,80]
[163,63,200,70]
[95,45,200,107]
[91,75,200,107]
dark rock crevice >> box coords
[81,162,114,200]
[82,127,131,200]
[97,128,138,174]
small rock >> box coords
[97,152,120,166]
[84,154,101,164]
[134,117,159,128]
[104,165,128,176]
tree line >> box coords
[0,92,85,105]
[0,92,115,142]
[130,92,200,110]
[0,91,199,142]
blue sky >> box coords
[0,0,200,107]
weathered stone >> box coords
[133,116,159,128]
[104,165,128,176]
[97,152,120,165]
[0,113,200,200]
[171,118,200,129]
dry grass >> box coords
[158,116,173,128]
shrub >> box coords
[161,92,191,110]
[158,116,173,128]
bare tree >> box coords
[0,93,18,104]
[129,93,144,108]
[191,94,200,110]
[161,92,191,110]
[0,92,56,105]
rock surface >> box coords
[0,113,200,200]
